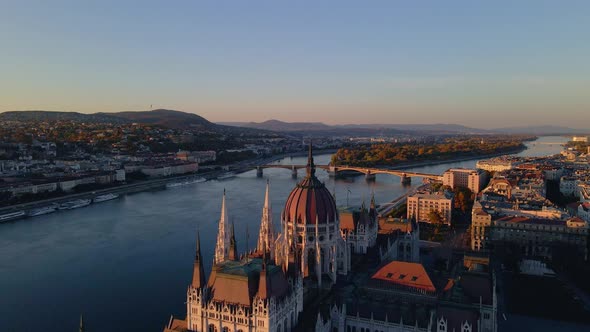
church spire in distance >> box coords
[257,179,275,257]
[214,189,231,264]
[192,230,206,288]
[79,314,85,332]
[306,139,315,177]
[229,221,238,261]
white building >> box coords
[407,192,453,225]
[572,136,589,143]
[476,158,516,172]
[560,176,578,196]
[443,168,486,193]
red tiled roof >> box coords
[372,261,436,292]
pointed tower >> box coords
[306,139,315,177]
[214,189,231,264]
[79,314,85,332]
[369,191,377,221]
[192,231,206,289]
[257,180,275,257]
[229,222,239,261]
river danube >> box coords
[0,136,567,331]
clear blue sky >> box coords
[1,1,588,128]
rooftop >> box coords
[371,261,436,292]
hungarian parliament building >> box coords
[164,146,497,332]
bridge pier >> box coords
[256,166,263,178]
[365,172,376,181]
[328,166,337,177]
[400,174,411,185]
[291,166,297,179]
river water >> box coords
[0,136,567,331]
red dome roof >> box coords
[282,144,337,225]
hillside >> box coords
[221,120,488,135]
[98,109,214,129]
[0,110,128,124]
[493,125,588,135]
[229,119,333,132]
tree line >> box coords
[331,137,527,167]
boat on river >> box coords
[166,177,206,188]
[93,193,119,203]
[58,199,91,210]
[27,205,58,217]
[217,172,236,180]
[0,210,26,222]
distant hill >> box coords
[222,119,333,132]
[0,110,128,124]
[221,120,488,135]
[0,109,276,136]
[492,125,588,135]
[339,123,489,134]
[98,109,214,129]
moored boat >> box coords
[93,193,119,203]
[0,210,26,222]
[217,172,236,180]
[27,206,57,217]
[58,199,91,210]
[166,177,207,188]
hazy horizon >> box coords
[1,1,589,127]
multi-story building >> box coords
[572,136,589,143]
[560,176,579,196]
[378,217,420,263]
[578,202,590,222]
[443,168,486,193]
[324,260,497,332]
[471,213,589,259]
[476,158,517,172]
[407,192,453,225]
[339,197,378,255]
[471,201,492,252]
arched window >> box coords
[461,321,471,332]
[277,324,281,332]
[222,327,229,332]
[208,324,217,332]
[437,317,447,332]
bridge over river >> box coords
[253,164,443,184]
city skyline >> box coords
[1,1,589,128]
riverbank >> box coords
[0,149,339,218]
[0,146,524,221]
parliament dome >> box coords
[281,145,338,225]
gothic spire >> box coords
[306,139,315,177]
[214,189,231,264]
[192,231,206,288]
[79,314,85,332]
[229,221,238,261]
[257,180,275,256]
